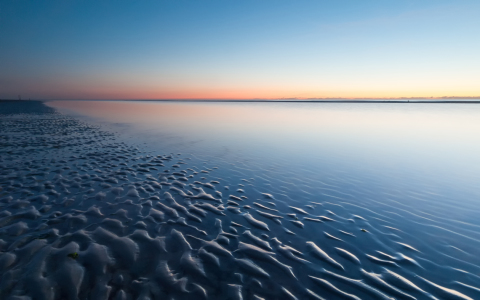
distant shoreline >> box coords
[2,99,480,104]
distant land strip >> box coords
[127,99,480,104]
[2,99,480,103]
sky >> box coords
[1,0,479,100]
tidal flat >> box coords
[1,100,480,300]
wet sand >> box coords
[1,100,479,300]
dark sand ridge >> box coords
[0,100,479,299]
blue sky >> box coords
[1,0,479,99]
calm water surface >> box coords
[47,100,480,298]
[49,101,480,187]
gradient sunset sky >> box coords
[1,0,479,100]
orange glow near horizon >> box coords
[42,89,480,101]
[31,82,480,100]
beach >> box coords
[1,100,479,300]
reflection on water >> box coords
[47,100,480,298]
[49,100,480,185]
[49,100,480,226]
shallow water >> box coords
[1,100,479,299]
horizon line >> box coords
[3,96,480,102]
[3,99,480,104]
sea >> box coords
[0,99,479,299]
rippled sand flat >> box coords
[1,100,479,300]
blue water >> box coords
[45,100,480,299]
